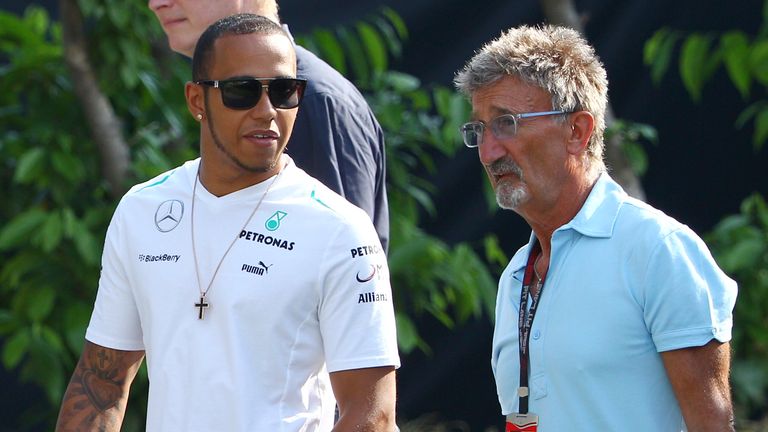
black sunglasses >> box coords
[195,77,307,110]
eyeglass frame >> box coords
[459,110,572,148]
[195,77,308,110]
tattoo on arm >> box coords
[56,341,144,432]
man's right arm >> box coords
[55,340,145,432]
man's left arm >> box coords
[330,366,397,431]
[660,339,735,432]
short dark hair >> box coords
[192,14,289,81]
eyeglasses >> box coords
[459,111,571,148]
[195,77,307,110]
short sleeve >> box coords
[317,212,399,372]
[642,226,737,352]
[85,202,145,351]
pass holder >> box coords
[506,412,538,431]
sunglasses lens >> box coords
[212,79,305,110]
[220,80,263,110]
[268,79,304,109]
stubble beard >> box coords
[487,158,528,210]
[205,96,279,174]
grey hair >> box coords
[454,24,608,172]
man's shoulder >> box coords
[120,160,194,206]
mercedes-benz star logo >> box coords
[155,199,184,233]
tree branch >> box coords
[60,0,130,198]
[540,0,646,200]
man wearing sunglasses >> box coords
[56,14,398,432]
[148,0,389,252]
[454,25,736,431]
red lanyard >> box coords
[518,242,544,414]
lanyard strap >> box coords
[518,242,544,414]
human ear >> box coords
[565,111,595,155]
[185,81,205,121]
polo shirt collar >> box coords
[507,173,626,272]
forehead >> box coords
[470,75,551,119]
[208,32,296,79]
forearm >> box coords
[662,340,735,432]
[331,367,397,432]
[56,341,144,432]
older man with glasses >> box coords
[455,24,737,432]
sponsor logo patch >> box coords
[139,253,181,263]
[265,210,287,232]
[356,264,383,283]
[241,261,272,276]
[155,199,184,232]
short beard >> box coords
[487,158,527,210]
[205,94,277,174]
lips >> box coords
[160,17,186,28]
[244,130,279,146]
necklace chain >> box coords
[190,166,283,319]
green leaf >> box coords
[25,287,56,322]
[312,29,346,75]
[644,28,678,84]
[51,150,85,183]
[721,32,752,98]
[371,15,402,58]
[38,211,64,252]
[70,220,101,266]
[395,312,421,353]
[64,302,91,352]
[13,147,46,184]
[0,208,48,251]
[357,22,388,73]
[2,330,30,369]
[716,236,765,272]
[383,71,420,92]
[25,6,49,36]
[679,34,716,102]
[138,71,183,135]
[337,26,369,87]
[380,7,408,41]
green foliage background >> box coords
[0,0,766,430]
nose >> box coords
[148,0,171,11]
[477,129,507,166]
[248,86,278,120]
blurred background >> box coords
[1,0,767,430]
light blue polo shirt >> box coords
[491,174,737,431]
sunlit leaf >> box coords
[0,208,48,251]
[13,147,46,184]
[721,32,752,98]
[680,34,715,101]
[2,330,30,369]
[644,28,678,84]
[312,29,346,75]
[357,22,387,73]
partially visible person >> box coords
[455,24,737,432]
[55,14,398,431]
[149,0,390,251]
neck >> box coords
[525,172,600,264]
[198,157,284,197]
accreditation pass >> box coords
[506,412,538,431]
